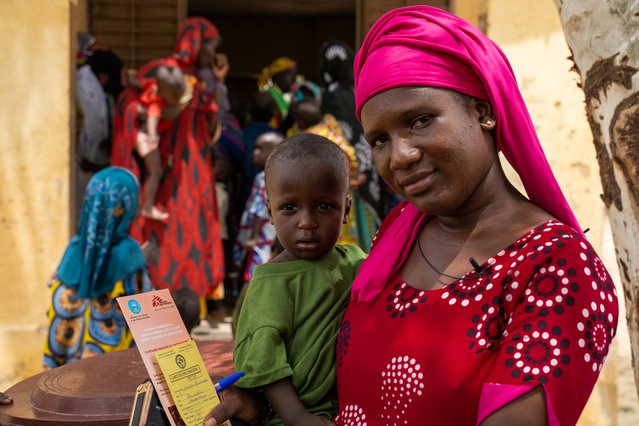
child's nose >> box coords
[298,210,317,229]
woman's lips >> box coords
[398,171,434,195]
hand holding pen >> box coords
[214,371,244,393]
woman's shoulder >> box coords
[504,220,608,276]
[521,220,587,245]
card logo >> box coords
[152,294,172,308]
[128,299,141,314]
[175,354,186,369]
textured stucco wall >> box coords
[0,0,73,390]
[484,0,606,250]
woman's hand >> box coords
[212,53,230,84]
[203,386,266,426]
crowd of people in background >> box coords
[50,15,399,369]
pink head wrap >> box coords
[351,5,582,302]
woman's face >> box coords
[197,38,220,68]
[272,68,297,93]
[361,86,498,216]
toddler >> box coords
[233,133,366,425]
[137,65,186,221]
[233,131,285,282]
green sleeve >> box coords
[233,273,294,389]
[234,325,293,389]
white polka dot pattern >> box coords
[380,355,424,425]
[335,404,368,426]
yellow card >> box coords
[155,340,222,426]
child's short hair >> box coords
[250,92,277,123]
[265,133,349,188]
[173,286,200,334]
[156,65,185,101]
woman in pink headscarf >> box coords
[205,6,617,426]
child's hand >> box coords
[212,53,230,83]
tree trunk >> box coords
[554,0,639,399]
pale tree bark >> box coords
[554,0,639,399]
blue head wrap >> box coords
[57,167,147,299]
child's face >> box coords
[292,100,321,130]
[252,133,282,167]
[267,159,350,260]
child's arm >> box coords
[262,379,333,426]
[146,114,160,144]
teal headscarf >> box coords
[57,167,147,299]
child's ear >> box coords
[343,196,352,224]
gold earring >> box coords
[485,119,493,126]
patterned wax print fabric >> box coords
[43,270,151,369]
[112,34,225,299]
[128,74,225,298]
[234,245,366,425]
[232,172,275,282]
[57,167,147,300]
[138,83,167,119]
[174,17,220,75]
[111,86,143,177]
[335,220,618,426]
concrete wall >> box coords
[0,0,74,390]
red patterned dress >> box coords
[111,64,224,298]
[335,221,617,426]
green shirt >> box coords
[234,244,366,424]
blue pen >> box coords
[214,371,245,392]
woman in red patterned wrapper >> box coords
[204,6,618,426]
[111,17,226,308]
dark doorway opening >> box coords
[188,1,357,125]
